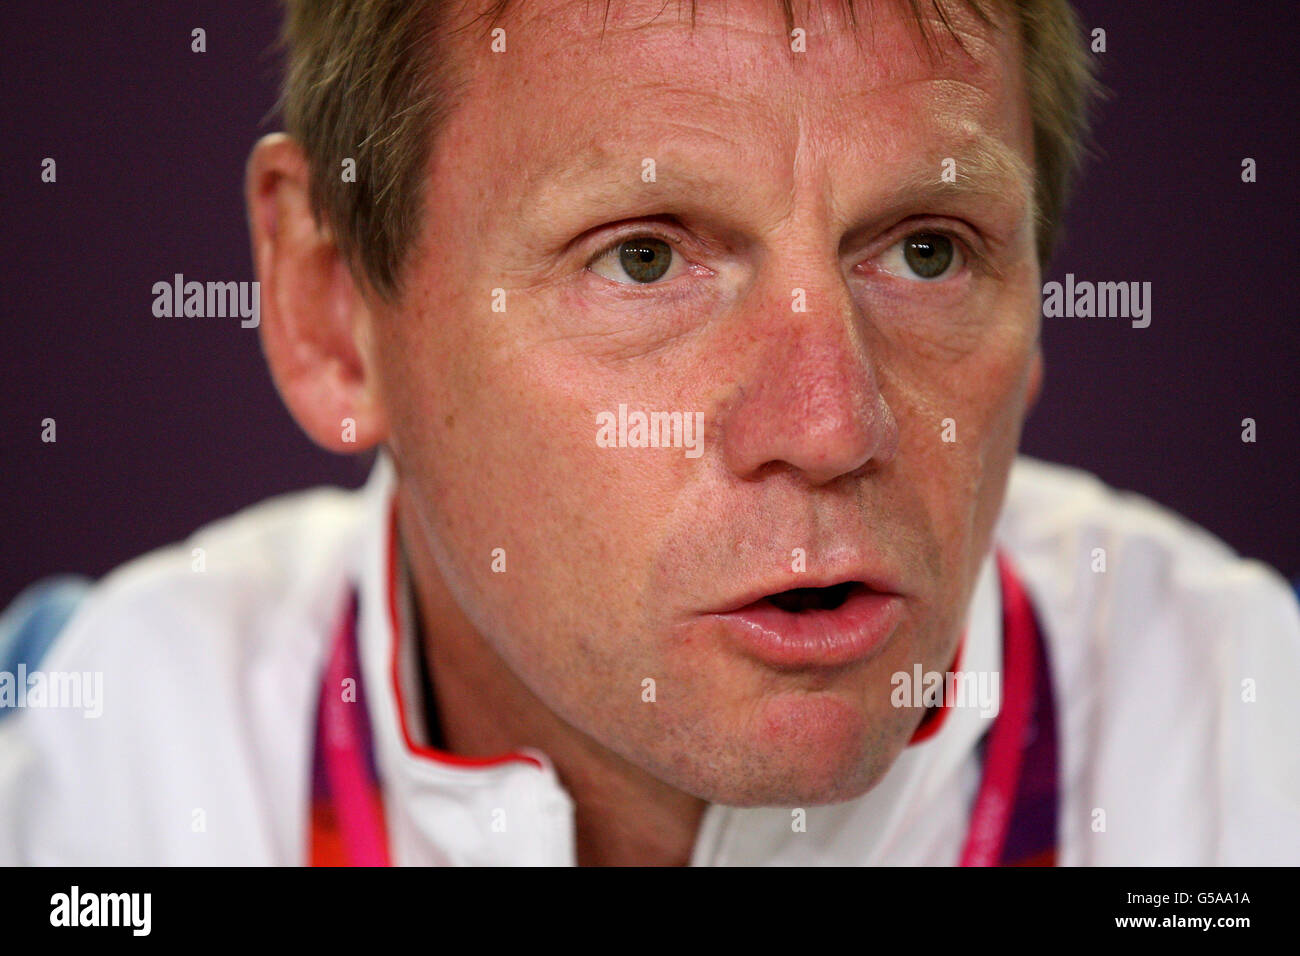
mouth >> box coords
[710,580,904,669]
[765,581,861,613]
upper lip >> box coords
[709,566,903,615]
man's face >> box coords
[371,0,1040,805]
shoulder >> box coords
[999,455,1297,637]
[54,482,361,678]
[0,482,366,864]
[997,456,1300,863]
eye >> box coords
[880,231,964,281]
[588,236,685,285]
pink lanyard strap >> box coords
[309,592,391,866]
[959,550,1056,866]
[309,550,1056,866]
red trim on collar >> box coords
[906,627,967,746]
[386,498,543,770]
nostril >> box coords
[766,581,861,612]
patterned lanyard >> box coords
[960,551,1058,866]
[309,551,1058,866]
[308,589,390,866]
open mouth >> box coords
[712,579,902,668]
[763,581,863,613]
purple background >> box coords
[3,0,1297,607]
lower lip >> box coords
[710,589,905,669]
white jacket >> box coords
[1,454,1297,865]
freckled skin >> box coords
[368,0,1042,853]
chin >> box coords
[692,752,894,809]
[666,691,905,808]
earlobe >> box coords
[245,133,387,453]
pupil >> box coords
[903,233,952,278]
[619,238,672,283]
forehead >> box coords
[434,0,1030,225]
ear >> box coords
[245,133,387,453]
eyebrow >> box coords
[890,137,1038,223]
[522,133,1036,236]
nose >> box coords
[720,263,898,486]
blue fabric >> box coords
[0,576,92,720]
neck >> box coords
[395,491,707,866]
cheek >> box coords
[377,303,687,648]
[958,296,1040,533]
[878,290,1037,624]
[892,279,1036,480]
[921,351,1029,562]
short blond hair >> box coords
[277,0,1098,300]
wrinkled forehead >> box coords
[453,0,1022,113]
[470,0,1007,57]
[437,0,1031,227]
